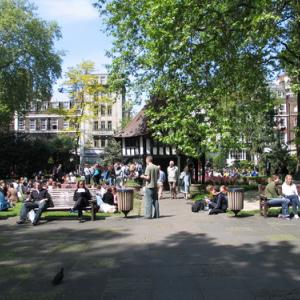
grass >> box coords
[0,203,21,219]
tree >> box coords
[94,0,276,166]
[47,135,78,169]
[0,0,62,128]
[50,61,111,163]
[102,138,122,165]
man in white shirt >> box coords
[84,165,91,185]
[167,161,178,199]
[282,174,300,219]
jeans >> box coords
[267,197,290,216]
[285,195,300,215]
[144,188,159,218]
[85,175,91,185]
[20,201,48,223]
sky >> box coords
[32,0,112,101]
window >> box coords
[101,121,105,130]
[107,105,112,116]
[63,121,69,130]
[94,138,100,148]
[93,121,98,131]
[41,102,48,111]
[51,102,59,109]
[51,119,58,130]
[101,138,106,148]
[279,104,286,113]
[62,102,70,109]
[29,119,36,130]
[107,121,112,130]
[125,138,138,147]
[18,119,25,130]
[100,105,106,116]
[41,119,47,130]
[279,118,286,127]
[280,132,286,144]
[100,75,106,84]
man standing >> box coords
[17,181,53,226]
[157,165,166,200]
[141,156,159,219]
[83,164,91,185]
[167,160,178,199]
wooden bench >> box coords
[35,189,98,221]
[258,185,293,217]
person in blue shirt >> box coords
[0,183,9,211]
[157,165,166,200]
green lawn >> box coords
[0,203,21,219]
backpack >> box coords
[191,201,204,213]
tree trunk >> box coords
[201,153,206,184]
[296,88,300,178]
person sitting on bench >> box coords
[282,174,300,219]
[17,181,53,225]
[265,175,290,219]
[206,185,228,215]
[72,181,92,222]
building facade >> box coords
[13,74,124,165]
[272,74,297,153]
[13,100,74,136]
[80,74,124,164]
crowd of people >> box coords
[1,157,299,224]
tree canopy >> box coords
[94,0,277,158]
[0,0,62,128]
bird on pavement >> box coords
[52,267,64,286]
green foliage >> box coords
[95,0,277,158]
[0,134,76,178]
[0,0,62,128]
[234,160,254,171]
[102,138,122,165]
[211,152,228,170]
[261,141,297,176]
[53,61,111,154]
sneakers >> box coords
[294,214,299,219]
[278,214,290,220]
[16,220,26,225]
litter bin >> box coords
[117,188,134,217]
[228,188,244,216]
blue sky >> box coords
[32,0,112,101]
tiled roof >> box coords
[115,109,148,138]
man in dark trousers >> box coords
[141,156,159,219]
[17,181,53,226]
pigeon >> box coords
[52,267,64,286]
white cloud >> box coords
[35,0,99,22]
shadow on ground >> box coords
[0,223,300,300]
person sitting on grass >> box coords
[265,175,290,219]
[0,183,9,211]
[71,181,92,223]
[17,181,53,226]
[102,187,115,206]
[205,185,228,215]
[95,186,116,213]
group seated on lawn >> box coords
[0,176,121,225]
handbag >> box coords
[28,210,36,223]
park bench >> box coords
[34,189,98,221]
[258,185,299,217]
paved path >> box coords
[1,193,300,300]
